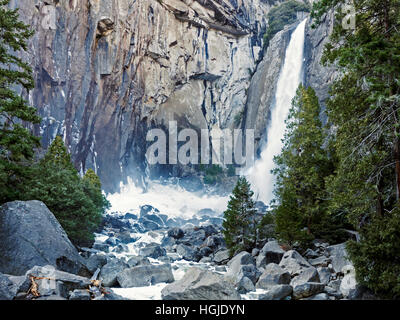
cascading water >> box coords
[246,19,307,205]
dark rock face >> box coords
[0,201,87,276]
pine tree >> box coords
[23,137,105,246]
[272,85,342,246]
[223,177,258,255]
[0,0,41,203]
[312,0,400,297]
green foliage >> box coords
[272,85,345,247]
[347,207,400,298]
[311,0,400,297]
[0,0,41,203]
[22,137,109,246]
[263,0,310,48]
[222,177,258,255]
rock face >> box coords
[161,267,240,300]
[0,201,87,276]
[8,0,334,192]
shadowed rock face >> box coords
[10,0,334,192]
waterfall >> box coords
[246,19,307,205]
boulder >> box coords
[302,293,329,300]
[228,252,255,270]
[290,267,320,287]
[213,249,230,265]
[317,267,332,285]
[237,277,255,294]
[161,268,240,300]
[176,244,201,262]
[0,273,15,300]
[0,201,88,276]
[235,264,261,285]
[26,265,91,297]
[326,243,352,273]
[256,263,291,289]
[168,228,184,239]
[86,254,108,274]
[100,259,129,287]
[202,235,225,250]
[279,250,312,276]
[308,256,330,267]
[339,265,357,298]
[139,244,167,259]
[117,264,174,288]
[127,256,150,268]
[258,241,285,266]
[293,282,325,299]
[201,225,219,237]
[251,248,260,257]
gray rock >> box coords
[251,248,260,257]
[214,266,226,272]
[259,241,285,265]
[127,256,150,268]
[237,277,255,294]
[304,248,320,259]
[0,201,87,276]
[36,295,67,300]
[326,243,353,273]
[117,264,174,288]
[250,285,293,300]
[176,244,200,262]
[256,263,291,289]
[86,254,108,273]
[213,250,230,265]
[317,267,332,285]
[0,273,15,300]
[100,260,129,287]
[324,286,343,299]
[308,256,330,267]
[293,282,325,299]
[290,267,320,287]
[168,228,184,239]
[202,235,225,250]
[235,264,261,285]
[139,244,167,259]
[279,250,312,276]
[105,237,119,246]
[161,268,240,300]
[112,243,129,254]
[69,289,91,300]
[228,252,255,272]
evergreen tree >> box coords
[0,0,40,203]
[312,0,400,296]
[272,85,343,246]
[23,137,106,246]
[223,177,258,255]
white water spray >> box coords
[246,19,307,205]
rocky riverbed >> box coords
[0,200,375,300]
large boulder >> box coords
[161,268,240,300]
[256,241,285,268]
[256,263,291,289]
[100,259,129,287]
[86,254,108,274]
[326,243,353,274]
[279,250,312,276]
[167,228,184,239]
[176,244,201,262]
[213,249,230,265]
[0,201,88,276]
[117,264,174,288]
[290,267,320,287]
[27,265,92,298]
[227,252,255,274]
